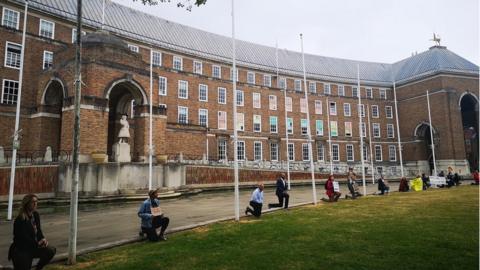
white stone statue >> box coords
[113,114,131,162]
[118,114,130,143]
[44,146,52,162]
[0,146,5,164]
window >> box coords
[178,80,188,99]
[363,145,368,161]
[253,115,261,132]
[212,65,221,79]
[43,51,53,70]
[39,19,54,39]
[199,84,208,102]
[330,121,338,137]
[218,111,227,129]
[316,120,323,136]
[361,122,366,137]
[324,83,331,95]
[329,102,337,115]
[247,71,255,84]
[218,140,227,160]
[152,51,162,66]
[344,103,351,117]
[317,143,325,161]
[263,74,272,87]
[270,142,278,161]
[379,89,387,99]
[278,77,286,89]
[345,122,352,137]
[158,76,167,95]
[300,98,307,113]
[128,44,139,53]
[269,95,277,110]
[193,61,202,75]
[218,87,226,104]
[372,105,379,118]
[230,69,239,82]
[236,113,244,131]
[294,79,302,91]
[346,144,354,161]
[199,109,208,127]
[254,141,262,161]
[302,143,310,161]
[366,88,373,99]
[309,81,316,93]
[315,100,322,114]
[253,92,261,108]
[178,106,188,124]
[237,141,245,161]
[385,106,393,118]
[288,143,295,161]
[387,124,395,138]
[332,144,340,161]
[236,90,244,106]
[373,123,381,138]
[352,86,358,97]
[389,145,396,161]
[359,104,365,117]
[375,145,383,161]
[270,116,278,133]
[1,79,18,104]
[285,97,293,112]
[173,56,183,70]
[5,42,21,69]
[71,28,86,43]
[2,8,19,29]
[287,118,293,134]
[338,85,345,96]
[301,119,308,135]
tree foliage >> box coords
[133,0,207,11]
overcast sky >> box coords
[112,0,479,65]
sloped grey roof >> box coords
[12,0,479,86]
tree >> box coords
[133,0,207,11]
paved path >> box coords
[0,182,397,268]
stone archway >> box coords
[459,93,479,170]
[414,122,438,175]
[41,79,65,153]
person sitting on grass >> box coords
[421,173,430,190]
[245,183,264,217]
[471,170,479,185]
[377,174,390,195]
[138,189,170,241]
[399,177,409,192]
[322,175,341,202]
[410,175,423,191]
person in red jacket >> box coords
[472,170,479,185]
[323,175,341,202]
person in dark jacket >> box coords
[268,173,289,209]
[377,175,390,195]
[421,173,430,190]
[9,194,56,270]
[399,177,409,192]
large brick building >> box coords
[0,0,478,177]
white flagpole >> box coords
[101,0,105,29]
[366,105,375,184]
[231,0,240,221]
[357,64,366,196]
[277,42,291,190]
[300,34,317,204]
[326,97,333,174]
[426,90,438,176]
[148,49,153,190]
[7,0,28,220]
[393,81,404,177]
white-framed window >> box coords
[237,141,245,161]
[199,109,208,127]
[373,123,381,138]
[270,116,278,133]
[375,145,383,161]
[152,51,162,66]
[359,104,365,117]
[366,88,373,99]
[39,19,54,39]
[379,88,387,99]
[346,144,354,161]
[218,139,227,160]
[363,144,368,161]
[345,122,352,137]
[253,115,262,132]
[263,74,272,87]
[301,119,308,135]
[309,81,317,93]
[385,106,393,119]
[270,142,278,161]
[178,80,188,99]
[218,87,226,104]
[199,84,208,102]
[173,56,183,71]
[128,44,139,53]
[230,68,239,82]
[236,90,244,106]
[247,71,255,84]
[324,83,331,95]
[278,77,286,89]
[387,124,395,138]
[1,79,19,104]
[4,42,21,69]
[388,145,397,161]
[159,103,167,110]
[288,143,295,161]
[352,86,358,97]
[302,143,310,161]
[2,8,19,29]
[253,92,261,108]
[236,113,244,131]
[332,144,340,161]
[193,60,203,75]
[178,106,188,124]
[287,118,293,134]
[42,50,53,70]
[71,28,86,43]
[390,166,397,175]
[316,120,323,136]
[158,76,167,96]
[300,98,307,113]
[286,97,293,112]
[330,121,338,137]
[317,143,325,161]
[329,101,337,115]
[344,103,351,117]
[254,141,262,161]
[269,95,277,110]
[294,79,302,91]
[372,105,379,118]
[338,85,345,96]
[218,111,227,130]
[315,100,322,115]
[361,122,366,138]
[212,65,221,79]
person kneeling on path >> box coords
[346,168,362,199]
[268,173,289,209]
[245,183,264,217]
[377,174,390,195]
[323,175,341,202]
[138,189,170,241]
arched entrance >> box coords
[106,79,147,161]
[41,79,65,153]
[459,93,479,171]
[414,123,436,175]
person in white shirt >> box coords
[245,183,264,217]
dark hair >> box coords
[17,194,38,220]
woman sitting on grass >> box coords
[399,177,409,192]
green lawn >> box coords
[48,186,479,270]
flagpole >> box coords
[357,64,366,196]
[426,90,438,176]
[101,0,105,29]
[231,0,240,221]
[393,81,404,177]
[300,34,317,204]
[366,105,375,184]
[148,49,153,190]
[326,97,333,174]
[7,0,28,220]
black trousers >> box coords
[246,201,263,217]
[12,246,56,270]
[268,192,289,208]
[142,216,170,241]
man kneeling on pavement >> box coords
[245,183,264,217]
[268,173,289,209]
[138,189,170,241]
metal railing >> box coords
[1,149,71,165]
